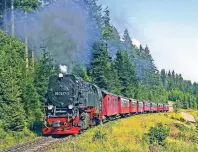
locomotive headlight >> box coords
[48,105,53,110]
[59,73,63,78]
[68,104,73,109]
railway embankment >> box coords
[47,112,198,152]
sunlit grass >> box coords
[48,112,198,152]
[0,128,37,150]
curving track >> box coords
[0,136,71,152]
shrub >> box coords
[173,100,181,113]
[167,112,185,122]
[148,122,170,145]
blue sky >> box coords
[98,0,198,82]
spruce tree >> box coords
[144,45,150,55]
[114,50,138,97]
[21,66,42,126]
[35,48,56,105]
[102,7,113,40]
[89,40,111,90]
[122,29,134,56]
[83,0,103,31]
[72,63,90,82]
[0,32,25,131]
[160,69,166,87]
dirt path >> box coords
[180,112,196,123]
[168,101,174,112]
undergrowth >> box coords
[0,128,37,149]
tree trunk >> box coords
[4,0,7,33]
[25,36,28,68]
[32,48,35,67]
[24,11,28,68]
[11,0,14,37]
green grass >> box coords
[0,128,37,150]
[48,112,198,152]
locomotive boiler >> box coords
[42,73,103,135]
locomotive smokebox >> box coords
[47,74,78,107]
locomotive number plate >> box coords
[54,92,69,95]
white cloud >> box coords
[143,23,198,82]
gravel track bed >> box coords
[0,136,71,152]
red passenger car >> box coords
[151,103,157,112]
[130,99,137,113]
[144,101,151,112]
[157,103,163,112]
[102,91,119,117]
[119,97,130,115]
[163,104,169,112]
[137,100,144,113]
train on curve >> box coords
[42,73,169,135]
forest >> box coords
[0,0,198,146]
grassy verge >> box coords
[0,128,37,150]
[48,112,198,152]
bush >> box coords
[166,112,185,122]
[173,100,181,113]
[148,122,170,145]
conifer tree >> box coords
[168,70,171,77]
[21,65,42,126]
[114,50,138,97]
[110,60,121,94]
[102,7,113,40]
[160,69,166,87]
[89,40,111,90]
[83,0,103,31]
[72,62,90,82]
[0,32,25,131]
[144,45,150,55]
[122,29,134,56]
[35,48,56,105]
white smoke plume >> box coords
[59,64,68,74]
[132,38,140,48]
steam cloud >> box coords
[3,0,100,71]
[59,64,68,74]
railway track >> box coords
[0,136,71,152]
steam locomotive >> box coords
[42,73,169,135]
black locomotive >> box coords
[43,73,103,134]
